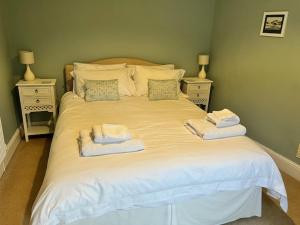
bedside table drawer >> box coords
[188,84,210,92]
[23,96,53,106]
[21,87,51,96]
[188,92,208,100]
[187,89,209,95]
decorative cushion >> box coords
[85,79,120,101]
[148,79,179,100]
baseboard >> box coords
[0,145,6,168]
[0,160,4,178]
[259,143,300,181]
[0,128,21,178]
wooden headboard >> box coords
[64,57,160,92]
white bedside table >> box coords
[181,78,213,112]
[16,79,57,142]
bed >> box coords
[31,58,287,225]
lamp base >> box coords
[24,65,35,81]
[198,65,207,79]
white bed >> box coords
[31,58,287,225]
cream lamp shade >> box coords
[198,55,209,65]
[198,54,209,79]
[19,50,36,81]
[19,51,35,64]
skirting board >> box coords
[0,128,21,178]
[259,143,300,181]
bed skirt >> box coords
[68,187,262,225]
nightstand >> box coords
[181,78,213,112]
[16,79,57,142]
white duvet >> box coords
[31,92,287,225]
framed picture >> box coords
[260,11,288,37]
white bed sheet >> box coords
[31,92,287,225]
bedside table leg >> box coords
[205,104,208,112]
[52,110,57,126]
[26,114,31,127]
[22,113,29,142]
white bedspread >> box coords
[31,92,287,225]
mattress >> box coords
[31,92,287,225]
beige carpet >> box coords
[0,138,50,225]
[0,137,297,225]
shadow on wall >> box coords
[11,86,21,127]
[10,55,23,128]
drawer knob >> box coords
[197,93,200,97]
[198,86,201,89]
[35,89,38,93]
[36,99,40,103]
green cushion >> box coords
[148,79,179,101]
[84,79,120,101]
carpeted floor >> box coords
[0,137,298,225]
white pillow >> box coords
[127,64,175,70]
[71,63,127,92]
[74,62,126,71]
[75,68,135,97]
[127,64,175,79]
[133,66,185,96]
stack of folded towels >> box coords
[79,124,144,157]
[185,109,246,140]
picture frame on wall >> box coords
[260,11,288,37]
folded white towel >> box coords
[207,113,240,128]
[185,119,246,140]
[93,124,132,144]
[213,109,238,120]
[79,129,144,157]
[207,109,240,128]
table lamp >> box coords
[198,55,209,79]
[19,50,36,81]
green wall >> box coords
[210,0,300,164]
[0,9,18,143]
[3,0,216,97]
